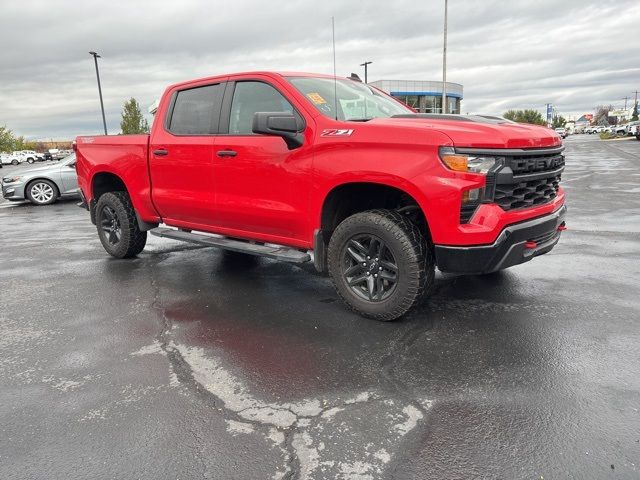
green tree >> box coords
[552,115,567,129]
[632,102,639,122]
[0,125,15,152]
[120,98,149,134]
[502,109,546,126]
[503,110,518,121]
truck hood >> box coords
[370,114,562,149]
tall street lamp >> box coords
[89,51,107,135]
[360,61,372,84]
[442,0,448,114]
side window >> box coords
[168,83,223,135]
[229,82,294,135]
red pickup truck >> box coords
[76,71,566,321]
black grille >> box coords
[493,147,564,211]
[509,153,565,174]
[454,145,565,219]
[494,174,561,210]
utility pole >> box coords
[441,0,448,114]
[622,96,630,111]
[89,51,107,135]
[360,61,372,84]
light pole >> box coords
[360,61,372,84]
[89,51,107,135]
[441,0,448,114]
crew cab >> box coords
[76,72,566,321]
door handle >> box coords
[216,150,237,158]
[153,149,168,156]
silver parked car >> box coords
[1,153,79,205]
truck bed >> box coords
[75,134,158,222]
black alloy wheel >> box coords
[341,234,398,302]
[95,191,147,258]
[99,205,122,246]
[327,209,434,321]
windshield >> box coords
[287,77,412,121]
[60,153,76,166]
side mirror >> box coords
[252,112,304,149]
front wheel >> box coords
[11,159,18,165]
[95,192,147,258]
[328,209,434,321]
[26,179,58,205]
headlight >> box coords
[2,176,22,183]
[438,147,500,175]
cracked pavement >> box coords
[1,135,639,479]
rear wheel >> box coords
[95,192,147,258]
[11,159,18,165]
[27,157,34,164]
[328,209,434,321]
[26,179,58,205]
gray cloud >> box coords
[1,0,639,139]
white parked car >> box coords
[613,125,627,135]
[2,152,27,166]
[554,127,568,138]
[17,150,44,163]
[625,121,640,135]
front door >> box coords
[212,79,312,245]
[149,81,225,229]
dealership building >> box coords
[369,79,463,114]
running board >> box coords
[150,227,311,264]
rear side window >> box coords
[168,83,223,135]
[228,82,294,135]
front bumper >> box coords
[435,204,566,274]
[1,182,26,200]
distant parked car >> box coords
[42,152,53,161]
[53,149,71,160]
[625,121,640,135]
[3,152,27,165]
[554,127,568,138]
[17,150,45,163]
[613,125,628,135]
[1,153,79,205]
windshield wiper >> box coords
[347,118,373,122]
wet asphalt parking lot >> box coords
[0,134,639,479]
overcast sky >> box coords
[1,0,639,139]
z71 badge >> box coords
[321,129,354,137]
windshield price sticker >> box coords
[307,92,327,105]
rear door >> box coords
[149,80,225,229]
[211,77,312,244]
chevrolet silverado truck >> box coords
[76,72,566,321]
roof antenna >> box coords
[332,16,338,121]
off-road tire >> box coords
[95,192,147,258]
[328,209,434,321]
[26,179,59,205]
